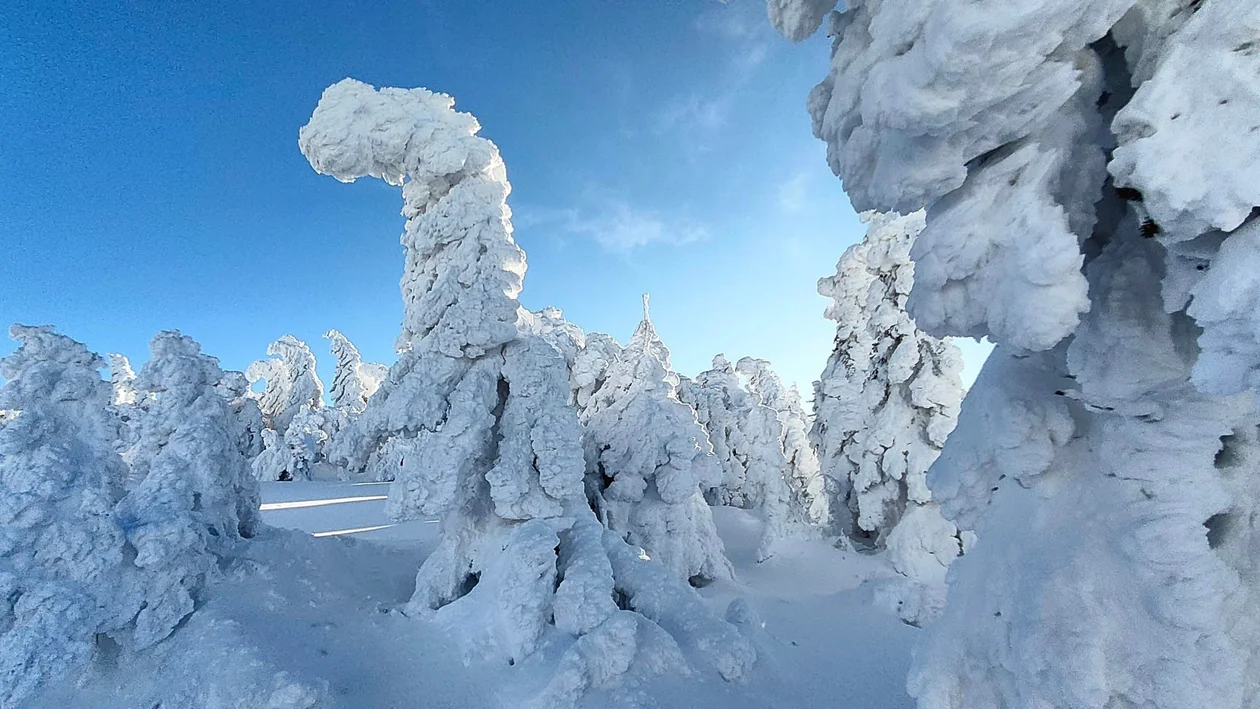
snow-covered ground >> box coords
[33,481,917,708]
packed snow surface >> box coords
[28,480,919,708]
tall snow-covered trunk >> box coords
[773,0,1260,705]
[301,80,752,706]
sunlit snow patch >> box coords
[259,494,387,511]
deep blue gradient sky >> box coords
[1,0,990,396]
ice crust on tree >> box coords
[323,329,386,413]
[735,356,830,528]
[583,296,733,583]
[812,211,963,553]
[300,78,752,705]
[776,1,1260,706]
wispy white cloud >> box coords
[778,171,810,213]
[656,92,736,147]
[519,202,709,254]
[654,3,776,151]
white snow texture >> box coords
[0,326,265,706]
[776,0,1260,706]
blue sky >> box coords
[0,0,990,397]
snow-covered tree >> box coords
[573,332,622,412]
[324,329,386,413]
[284,403,343,481]
[528,308,585,371]
[735,356,830,527]
[0,325,136,707]
[583,296,732,582]
[679,355,797,560]
[246,334,323,433]
[676,364,746,508]
[106,352,147,454]
[775,1,1260,706]
[811,211,964,552]
[246,335,328,481]
[301,79,752,704]
[107,353,138,406]
[215,370,264,461]
[114,330,261,649]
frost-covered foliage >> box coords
[735,356,830,528]
[573,333,623,412]
[0,326,135,707]
[323,329,386,413]
[287,405,343,480]
[246,335,328,481]
[583,296,731,583]
[677,360,752,508]
[246,335,323,433]
[216,370,264,461]
[778,1,1260,706]
[107,353,146,453]
[107,353,138,407]
[679,355,798,561]
[527,308,585,372]
[115,331,262,649]
[812,211,963,552]
[0,327,267,706]
[251,429,296,483]
[301,79,752,705]
[252,405,344,483]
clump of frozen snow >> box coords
[766,0,836,42]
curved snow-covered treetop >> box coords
[246,334,322,434]
[299,78,523,358]
[302,82,754,704]
[324,329,386,412]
